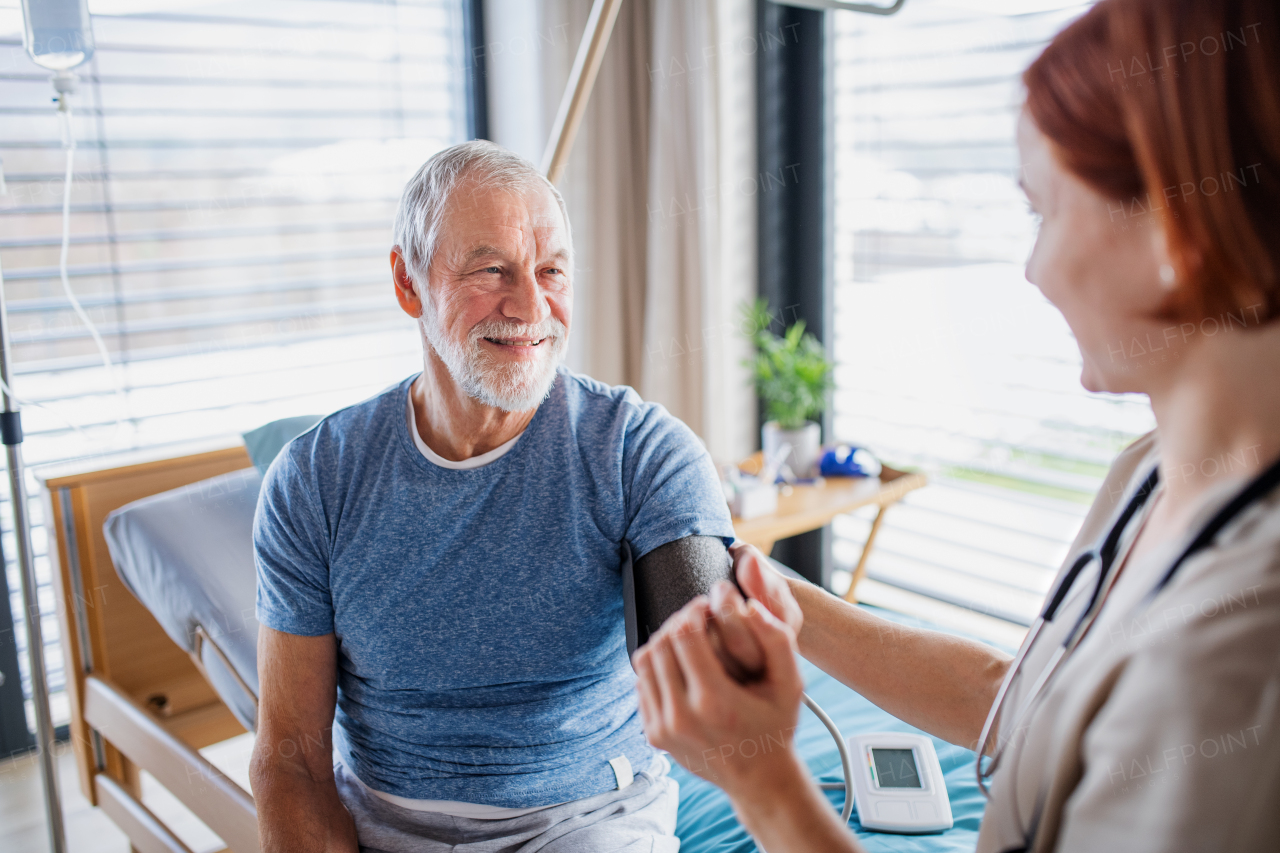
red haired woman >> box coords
[633,0,1280,850]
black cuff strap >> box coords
[0,410,22,445]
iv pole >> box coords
[8,1,97,850]
[540,0,625,183]
[0,260,66,853]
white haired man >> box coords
[248,140,740,852]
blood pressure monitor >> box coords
[848,733,953,833]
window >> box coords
[828,0,1154,646]
[0,0,468,734]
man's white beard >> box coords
[420,299,566,413]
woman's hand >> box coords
[632,592,805,800]
[701,544,804,681]
[730,543,804,636]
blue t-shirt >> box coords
[254,368,735,807]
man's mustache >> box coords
[468,319,566,346]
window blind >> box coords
[0,0,467,732]
[829,0,1154,642]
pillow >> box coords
[242,415,323,475]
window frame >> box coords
[755,0,834,588]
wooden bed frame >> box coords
[40,442,260,853]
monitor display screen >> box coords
[871,748,922,789]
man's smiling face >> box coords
[419,176,573,412]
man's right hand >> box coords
[250,627,358,853]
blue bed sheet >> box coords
[670,608,992,853]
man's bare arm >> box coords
[250,626,358,853]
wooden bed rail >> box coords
[84,674,259,853]
[94,774,201,853]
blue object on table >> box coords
[670,606,991,852]
[819,445,882,478]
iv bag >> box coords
[21,0,95,71]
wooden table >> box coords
[731,459,927,602]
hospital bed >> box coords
[43,444,259,853]
[42,436,987,853]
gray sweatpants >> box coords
[333,757,681,853]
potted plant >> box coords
[742,299,835,477]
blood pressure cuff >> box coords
[622,535,737,656]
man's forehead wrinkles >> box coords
[454,243,570,265]
[450,219,560,238]
[449,183,551,211]
[460,244,503,264]
[433,178,570,275]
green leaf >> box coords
[738,299,835,428]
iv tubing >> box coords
[55,91,127,435]
[58,112,117,390]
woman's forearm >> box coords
[788,577,1010,750]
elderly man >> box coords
[248,140,738,852]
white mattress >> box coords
[103,467,262,731]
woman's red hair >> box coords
[1024,0,1280,323]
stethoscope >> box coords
[974,451,1280,832]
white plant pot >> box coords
[762,420,822,478]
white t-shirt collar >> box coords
[405,390,522,470]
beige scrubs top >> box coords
[977,432,1280,853]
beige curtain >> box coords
[641,0,758,463]
[486,0,757,463]
[555,0,653,393]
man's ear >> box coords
[391,248,423,319]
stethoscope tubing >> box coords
[975,468,1159,795]
[975,454,1280,810]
